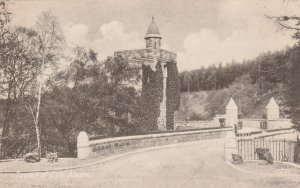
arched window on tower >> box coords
[154,42,156,49]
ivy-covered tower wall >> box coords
[114,18,179,131]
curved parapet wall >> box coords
[77,127,232,159]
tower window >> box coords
[154,42,156,49]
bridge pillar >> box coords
[266,97,279,120]
[77,131,90,159]
[224,130,238,162]
[225,98,238,127]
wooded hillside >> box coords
[177,46,299,121]
[179,47,291,93]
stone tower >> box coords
[145,17,161,50]
[114,17,177,131]
[266,97,279,120]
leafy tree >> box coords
[0,7,42,157]
[0,9,64,158]
[38,48,142,156]
[286,47,300,132]
[105,56,141,86]
[268,12,300,136]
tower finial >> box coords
[145,16,161,40]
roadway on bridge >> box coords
[0,138,299,188]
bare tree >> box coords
[267,15,300,43]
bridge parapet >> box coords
[77,127,232,159]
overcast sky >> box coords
[8,0,300,71]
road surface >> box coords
[0,138,299,188]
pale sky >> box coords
[7,0,300,71]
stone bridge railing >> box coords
[77,127,232,159]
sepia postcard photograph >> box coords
[0,0,300,187]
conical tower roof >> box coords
[226,98,238,110]
[266,97,279,109]
[145,17,161,39]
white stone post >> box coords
[224,130,238,161]
[266,97,279,120]
[225,98,238,127]
[77,131,90,159]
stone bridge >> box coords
[1,136,298,188]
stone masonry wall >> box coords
[114,49,152,60]
[77,128,231,159]
[174,120,217,130]
[242,119,263,129]
[159,49,177,61]
[114,49,176,63]
[267,119,293,130]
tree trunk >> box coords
[67,142,75,157]
[35,82,43,156]
[1,83,12,158]
[32,56,45,158]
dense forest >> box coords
[179,47,291,93]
